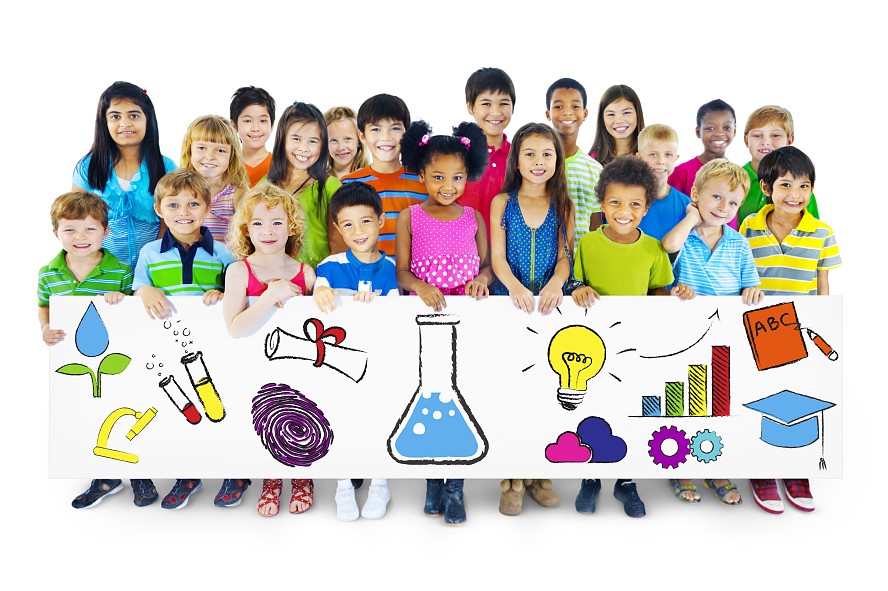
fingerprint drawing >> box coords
[252,383,334,467]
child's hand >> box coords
[353,290,377,303]
[265,279,302,307]
[415,282,446,312]
[538,283,563,315]
[670,283,696,300]
[464,279,489,300]
[572,286,600,308]
[685,202,703,227]
[742,287,764,305]
[103,291,125,305]
[313,286,338,312]
[508,285,535,314]
[139,286,172,319]
[42,325,65,346]
[203,289,224,306]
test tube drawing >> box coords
[181,351,226,422]
[159,375,202,425]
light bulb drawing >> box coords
[547,325,606,410]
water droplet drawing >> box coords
[56,302,131,398]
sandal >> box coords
[257,479,282,517]
[290,478,314,514]
[704,479,742,505]
[670,479,701,503]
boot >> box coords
[443,479,466,524]
[527,479,560,507]
[424,479,445,516]
[499,479,526,516]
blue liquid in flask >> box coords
[388,314,488,465]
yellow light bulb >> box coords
[547,325,606,410]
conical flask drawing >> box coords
[387,314,488,465]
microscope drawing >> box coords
[93,407,158,463]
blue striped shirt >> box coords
[672,226,760,296]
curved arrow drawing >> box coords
[638,310,720,359]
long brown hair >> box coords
[589,84,644,166]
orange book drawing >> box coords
[743,302,808,371]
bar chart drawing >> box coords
[637,346,731,418]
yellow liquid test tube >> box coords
[182,351,226,422]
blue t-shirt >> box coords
[638,187,691,241]
[314,250,399,296]
[672,226,760,296]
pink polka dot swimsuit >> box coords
[409,204,480,295]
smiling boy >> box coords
[230,86,276,186]
[668,99,737,196]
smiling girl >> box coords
[324,106,368,179]
[588,84,645,167]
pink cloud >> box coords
[545,431,593,463]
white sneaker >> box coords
[335,486,359,521]
[361,483,391,520]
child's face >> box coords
[517,134,557,186]
[600,182,648,241]
[155,190,210,242]
[602,98,637,141]
[697,110,735,158]
[248,203,292,255]
[546,88,588,141]
[419,154,467,207]
[467,91,513,144]
[762,173,813,217]
[285,121,323,172]
[691,178,745,227]
[106,98,146,149]
[745,122,792,165]
[54,216,109,259]
[235,105,272,152]
[328,118,360,171]
[637,141,679,184]
[191,141,232,183]
[334,204,384,255]
[359,118,405,168]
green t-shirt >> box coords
[574,226,673,295]
[292,176,342,269]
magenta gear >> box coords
[647,425,691,469]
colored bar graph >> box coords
[642,396,661,417]
[688,364,708,416]
[665,382,683,416]
[712,346,730,416]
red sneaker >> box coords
[750,478,784,514]
[782,478,815,512]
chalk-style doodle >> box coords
[743,390,835,466]
[252,382,334,467]
[547,325,606,410]
[181,351,225,422]
[806,328,839,361]
[577,416,627,463]
[690,429,723,463]
[93,406,158,463]
[56,302,131,398]
[635,346,732,418]
[159,375,202,425]
[639,309,720,359]
[545,432,592,463]
[265,319,368,383]
[743,302,807,370]
[648,426,691,469]
[388,314,488,465]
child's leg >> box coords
[670,479,701,503]
[289,479,314,514]
[335,479,359,521]
[424,479,445,516]
[361,478,391,519]
[443,479,466,525]
[703,479,741,505]
[257,479,283,517]
[72,479,124,509]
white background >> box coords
[2,0,880,587]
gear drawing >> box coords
[647,425,691,469]
[690,429,723,463]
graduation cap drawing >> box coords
[743,389,835,470]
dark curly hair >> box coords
[400,120,488,181]
[595,155,658,207]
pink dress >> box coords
[204,183,236,241]
[409,204,480,295]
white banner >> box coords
[48,295,843,478]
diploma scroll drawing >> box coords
[265,319,369,383]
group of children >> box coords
[39,68,840,522]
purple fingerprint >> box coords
[252,383,333,467]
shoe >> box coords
[443,479,466,525]
[670,479,701,504]
[257,479,282,517]
[614,481,646,518]
[703,479,742,506]
[361,482,391,519]
[214,479,251,508]
[335,484,359,521]
[575,478,601,512]
[424,479,445,516]
[527,479,560,507]
[750,479,784,514]
[72,479,123,509]
[782,479,815,512]
[290,479,314,514]
[499,479,524,516]
[162,479,202,510]
[351,479,364,490]
[131,479,158,507]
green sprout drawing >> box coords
[56,302,131,398]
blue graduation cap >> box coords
[743,389,835,469]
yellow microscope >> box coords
[93,407,158,463]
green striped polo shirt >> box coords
[38,249,133,306]
[132,228,234,295]
[566,148,603,250]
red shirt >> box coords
[458,135,510,242]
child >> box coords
[571,155,694,518]
[733,106,820,229]
[739,146,841,513]
[180,114,249,241]
[331,94,427,258]
[395,120,491,525]
[313,183,399,521]
[132,168,250,510]
[458,67,515,241]
[266,101,342,268]
[668,99,737,196]
[661,159,762,506]
[490,123,574,516]
[223,183,317,516]
[39,191,158,509]
[324,106,369,180]
[588,84,645,167]
[635,124,691,241]
[73,81,177,268]
[230,86,276,187]
[545,77,604,240]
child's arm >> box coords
[742,287,764,305]
[464,209,492,299]
[38,305,65,346]
[817,269,830,295]
[303,264,317,294]
[661,202,702,254]
[395,208,446,312]
[136,285,173,319]
[490,194,534,313]
[223,261,301,338]
[538,216,574,315]
[203,289,224,306]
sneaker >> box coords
[131,479,158,507]
[750,479,784,514]
[782,479,815,512]
[214,479,251,508]
[335,484,359,521]
[72,479,123,509]
[162,479,202,510]
[575,478,601,513]
[613,481,646,518]
[361,482,392,520]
